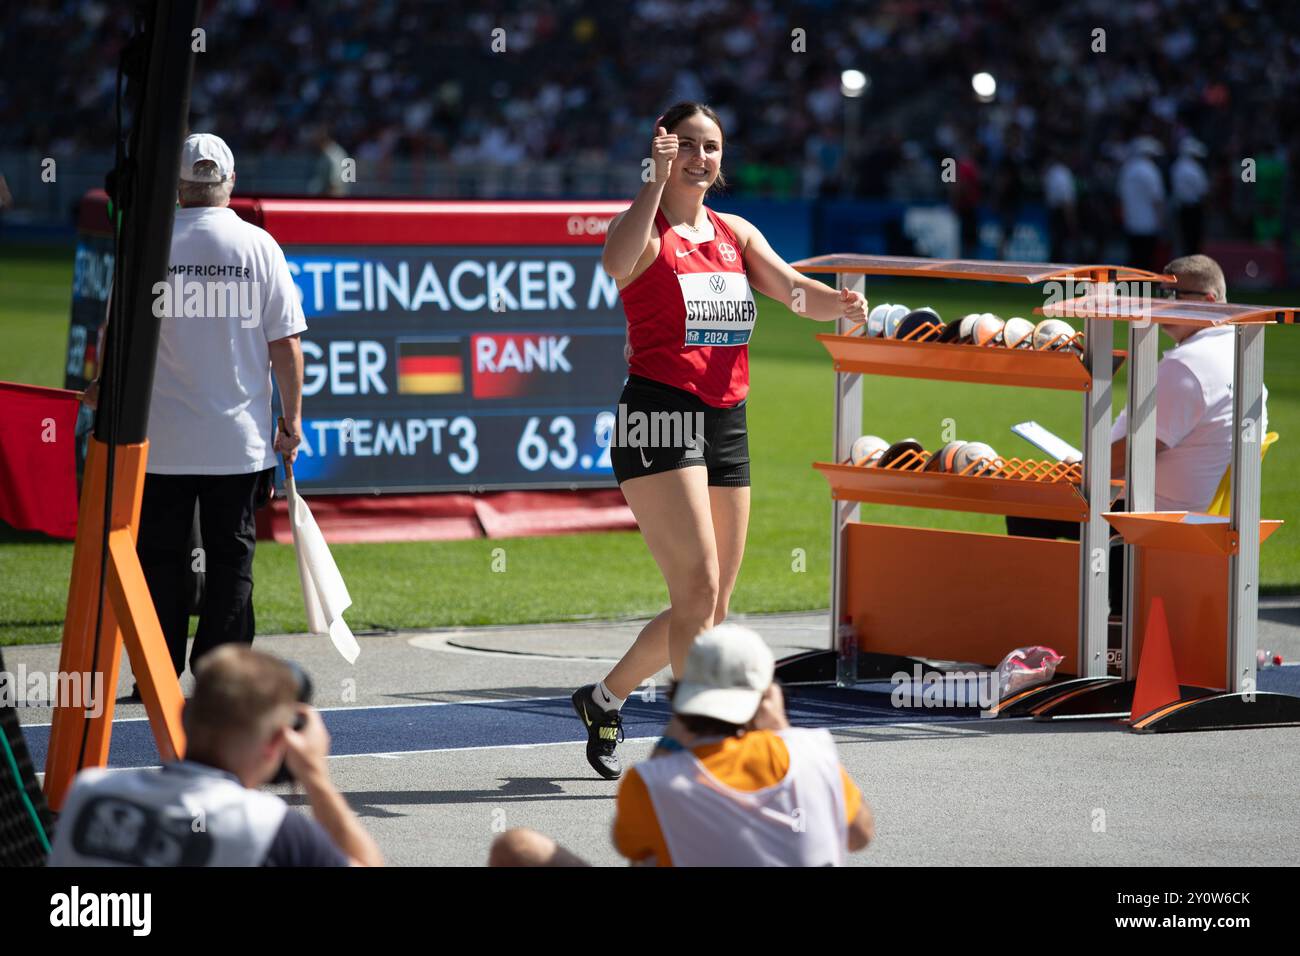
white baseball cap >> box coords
[673,624,775,725]
[180,133,235,182]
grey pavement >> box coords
[7,603,1300,867]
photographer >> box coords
[49,646,382,867]
[492,624,874,867]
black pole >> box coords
[94,0,201,446]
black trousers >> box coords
[136,469,274,677]
[1126,233,1159,274]
[1047,208,1071,263]
[1178,204,1204,256]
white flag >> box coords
[284,470,360,664]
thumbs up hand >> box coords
[652,125,678,183]
[839,286,867,322]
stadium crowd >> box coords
[3,0,1297,247]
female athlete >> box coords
[572,102,866,778]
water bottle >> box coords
[837,617,857,686]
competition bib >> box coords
[679,271,757,347]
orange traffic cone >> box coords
[1129,596,1181,722]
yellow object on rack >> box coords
[1206,432,1278,517]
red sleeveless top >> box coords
[619,207,757,407]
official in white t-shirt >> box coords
[1111,254,1267,513]
[1117,136,1166,272]
[1043,149,1077,262]
[1171,137,1209,255]
[135,133,306,677]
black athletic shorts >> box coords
[609,375,750,487]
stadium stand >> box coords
[2,0,1298,236]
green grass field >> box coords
[3,244,1298,646]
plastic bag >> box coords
[997,645,1064,700]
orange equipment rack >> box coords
[1019,292,1300,729]
[776,254,1300,732]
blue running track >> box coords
[19,667,1299,770]
[19,686,982,770]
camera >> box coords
[272,660,313,785]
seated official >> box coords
[490,624,874,867]
[49,646,382,867]
[1109,254,1268,511]
[1011,254,1268,534]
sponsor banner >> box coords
[257,199,627,246]
[64,232,115,482]
[814,200,1050,262]
[65,236,114,391]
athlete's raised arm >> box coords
[602,126,678,281]
[719,213,866,324]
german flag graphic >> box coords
[397,339,464,394]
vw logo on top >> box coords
[708,274,727,294]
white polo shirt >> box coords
[1112,326,1269,513]
[1171,155,1208,206]
[1117,156,1165,235]
[147,206,307,475]
[1044,162,1076,209]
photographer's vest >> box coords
[634,727,848,867]
[50,761,286,867]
